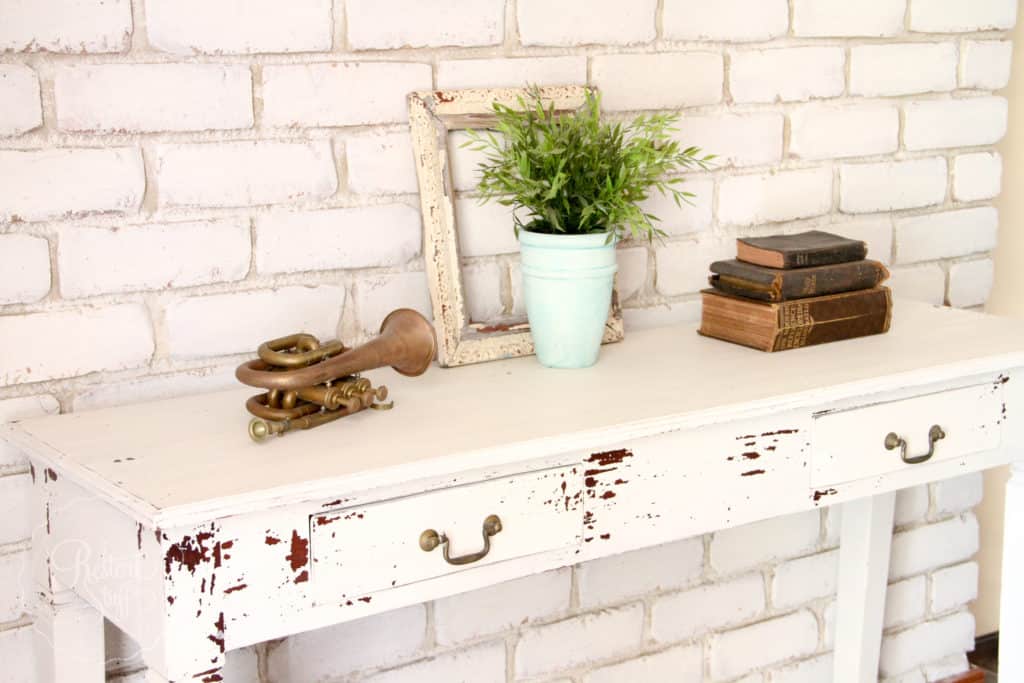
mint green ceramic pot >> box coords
[519,230,618,369]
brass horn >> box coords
[236,308,437,442]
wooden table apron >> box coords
[4,301,1024,683]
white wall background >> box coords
[0,0,1016,681]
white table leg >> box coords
[1000,461,1024,680]
[33,592,105,683]
[833,491,896,683]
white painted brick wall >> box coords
[0,234,50,304]
[155,141,338,209]
[347,0,505,49]
[55,64,253,133]
[664,0,788,42]
[850,43,959,96]
[0,2,1007,680]
[879,611,975,678]
[146,0,332,54]
[59,220,251,298]
[730,47,844,103]
[591,52,723,111]
[0,65,41,137]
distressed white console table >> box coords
[5,300,1024,683]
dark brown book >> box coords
[737,231,868,269]
[699,287,892,352]
[708,259,889,302]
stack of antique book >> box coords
[698,231,892,352]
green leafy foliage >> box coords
[463,87,714,241]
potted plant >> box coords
[465,87,712,368]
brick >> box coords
[584,645,702,683]
[789,104,899,160]
[933,472,984,516]
[793,0,905,36]
[664,0,788,41]
[0,395,59,470]
[0,65,41,136]
[0,234,49,304]
[362,642,504,683]
[885,576,927,629]
[640,177,714,236]
[772,549,838,609]
[578,538,703,609]
[904,98,1008,151]
[953,152,1002,202]
[354,272,432,336]
[267,605,425,680]
[718,168,832,226]
[0,305,153,386]
[59,219,250,298]
[930,562,978,614]
[730,47,844,103]
[623,300,702,331]
[711,510,820,575]
[263,62,430,128]
[910,0,1017,32]
[962,41,1013,90]
[0,474,31,544]
[517,0,656,46]
[948,259,994,308]
[434,569,568,645]
[674,113,783,168]
[455,199,521,257]
[462,261,503,323]
[896,485,930,526]
[347,0,503,49]
[769,654,833,683]
[256,205,421,274]
[0,627,33,682]
[0,548,29,621]
[923,654,971,682]
[448,130,492,192]
[616,247,648,302]
[147,0,331,54]
[346,132,417,195]
[887,265,946,305]
[655,237,733,296]
[651,573,765,643]
[879,611,974,677]
[224,647,259,682]
[73,366,237,412]
[437,57,586,90]
[55,64,252,133]
[850,43,958,97]
[839,158,947,214]
[156,141,336,209]
[890,514,978,580]
[165,287,343,359]
[0,0,130,52]
[514,603,643,678]
[823,601,837,649]
[710,610,818,681]
[591,52,722,111]
[895,207,998,264]
[0,148,143,223]
[832,218,894,264]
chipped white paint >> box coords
[408,86,624,367]
[3,301,1024,681]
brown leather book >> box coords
[737,231,868,268]
[709,259,890,302]
[699,287,892,352]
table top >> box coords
[6,300,1024,525]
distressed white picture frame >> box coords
[408,86,624,367]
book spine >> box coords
[770,288,892,351]
[778,261,889,299]
[783,243,868,268]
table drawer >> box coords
[309,465,583,602]
[811,383,1003,488]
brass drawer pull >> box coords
[885,425,946,465]
[419,515,502,566]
